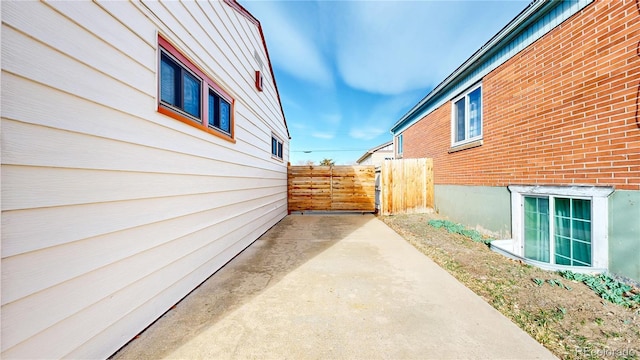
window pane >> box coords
[555,254,572,265]
[572,219,591,242]
[278,142,283,158]
[219,99,230,133]
[272,138,277,155]
[555,198,570,217]
[553,197,592,267]
[183,72,201,118]
[572,241,591,266]
[524,196,536,213]
[538,197,549,214]
[160,56,177,106]
[468,87,481,138]
[524,196,549,263]
[572,199,591,220]
[555,215,571,238]
[208,92,217,128]
[454,98,465,142]
[555,235,571,258]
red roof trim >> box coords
[223,0,290,139]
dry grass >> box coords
[381,213,640,360]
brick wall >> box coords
[404,0,640,191]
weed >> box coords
[558,271,640,308]
[595,317,604,326]
[533,278,545,286]
[427,219,492,244]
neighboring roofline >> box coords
[224,0,290,139]
[356,140,393,164]
[390,0,552,134]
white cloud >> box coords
[331,1,527,95]
[321,113,341,126]
[349,127,386,141]
[246,2,333,88]
[349,93,420,140]
[311,132,335,140]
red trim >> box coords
[222,0,290,139]
[255,70,263,91]
[158,34,235,142]
[158,106,236,144]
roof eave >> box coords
[390,0,553,134]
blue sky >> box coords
[241,0,530,165]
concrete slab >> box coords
[111,215,556,359]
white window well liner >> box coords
[490,185,614,274]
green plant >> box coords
[427,219,493,244]
[558,271,640,308]
[533,278,545,286]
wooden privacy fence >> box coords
[379,158,434,215]
[288,165,375,212]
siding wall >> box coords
[403,0,640,191]
[1,1,288,358]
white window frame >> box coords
[450,83,482,147]
[509,185,613,270]
[396,134,403,157]
[271,134,283,161]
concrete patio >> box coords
[110,214,556,359]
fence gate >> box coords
[288,165,375,212]
[379,158,434,215]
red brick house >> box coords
[390,0,640,282]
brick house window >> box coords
[396,134,403,156]
[524,196,592,266]
[451,83,482,146]
[158,35,235,142]
[508,185,613,270]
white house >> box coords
[1,0,288,358]
[355,141,394,166]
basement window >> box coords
[507,185,613,271]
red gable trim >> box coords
[223,0,290,139]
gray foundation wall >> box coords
[434,185,640,283]
[608,190,640,283]
[434,185,512,239]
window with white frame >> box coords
[396,134,403,155]
[509,185,613,270]
[451,83,482,146]
[271,135,283,160]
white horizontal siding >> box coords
[1,0,288,358]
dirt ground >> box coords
[380,213,640,360]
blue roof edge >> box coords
[390,0,593,135]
